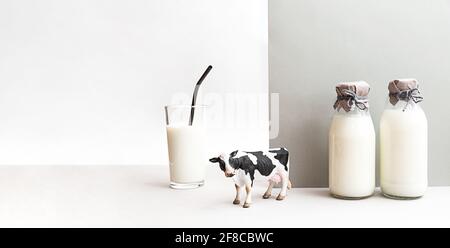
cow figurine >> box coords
[209,148,291,208]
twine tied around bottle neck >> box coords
[388,79,423,112]
[333,86,370,112]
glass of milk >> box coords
[329,81,376,199]
[380,79,428,199]
[165,105,207,189]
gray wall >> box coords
[269,0,450,187]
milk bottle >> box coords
[329,81,375,199]
[380,79,428,199]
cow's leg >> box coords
[233,184,241,205]
[277,172,289,201]
[263,181,275,199]
[243,183,253,208]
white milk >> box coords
[380,106,428,198]
[166,125,206,184]
[329,113,376,198]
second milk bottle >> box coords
[380,79,428,199]
[329,81,375,199]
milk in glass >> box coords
[165,105,207,189]
[166,125,206,184]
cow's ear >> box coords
[230,150,238,157]
[209,157,219,163]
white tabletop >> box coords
[0,165,448,228]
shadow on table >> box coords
[295,188,330,198]
[144,181,169,190]
[297,188,386,200]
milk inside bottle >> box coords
[329,81,376,199]
[165,105,207,189]
[380,79,428,199]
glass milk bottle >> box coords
[380,79,428,199]
[329,81,376,199]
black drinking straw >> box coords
[189,65,213,125]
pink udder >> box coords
[269,174,282,184]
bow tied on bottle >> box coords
[388,79,423,111]
[334,88,369,112]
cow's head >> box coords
[209,151,237,177]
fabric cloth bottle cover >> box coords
[333,81,370,112]
[388,79,423,106]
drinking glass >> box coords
[164,105,207,189]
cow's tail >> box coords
[286,157,291,189]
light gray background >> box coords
[0,0,268,165]
[270,0,450,186]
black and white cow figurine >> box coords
[209,148,291,208]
